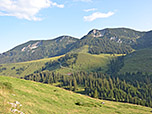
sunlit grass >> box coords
[0,76,151,114]
[119,48,152,74]
[0,55,65,77]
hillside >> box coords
[88,28,144,44]
[1,46,152,77]
[0,55,64,77]
[57,53,124,73]
[119,48,152,74]
[0,52,124,77]
[0,28,152,64]
[135,31,152,49]
[1,27,152,113]
[0,36,78,64]
[0,76,151,114]
[67,28,146,55]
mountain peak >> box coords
[88,29,107,38]
[54,35,78,43]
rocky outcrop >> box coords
[21,41,42,52]
[88,29,106,38]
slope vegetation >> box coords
[34,53,124,75]
[0,76,151,114]
[71,53,123,72]
[0,55,64,77]
[119,48,152,74]
[0,52,124,77]
[1,27,152,64]
[0,36,78,64]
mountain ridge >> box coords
[0,36,78,64]
[0,27,152,64]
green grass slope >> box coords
[54,53,124,75]
[72,53,123,72]
[119,48,152,74]
[0,52,124,77]
[0,55,64,77]
[0,76,151,114]
[70,45,89,53]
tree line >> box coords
[24,71,152,108]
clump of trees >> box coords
[0,67,7,72]
[34,53,78,73]
[88,38,132,54]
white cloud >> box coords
[84,8,97,12]
[73,0,92,2]
[84,12,114,22]
[0,0,64,21]
[51,2,64,8]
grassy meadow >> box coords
[119,48,152,74]
[0,52,124,77]
[72,53,123,72]
[0,55,65,77]
[53,53,124,75]
[0,76,152,114]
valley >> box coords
[1,27,152,113]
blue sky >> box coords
[0,0,152,53]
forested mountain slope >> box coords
[0,28,152,64]
[119,48,152,74]
[1,28,152,112]
[0,36,78,64]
